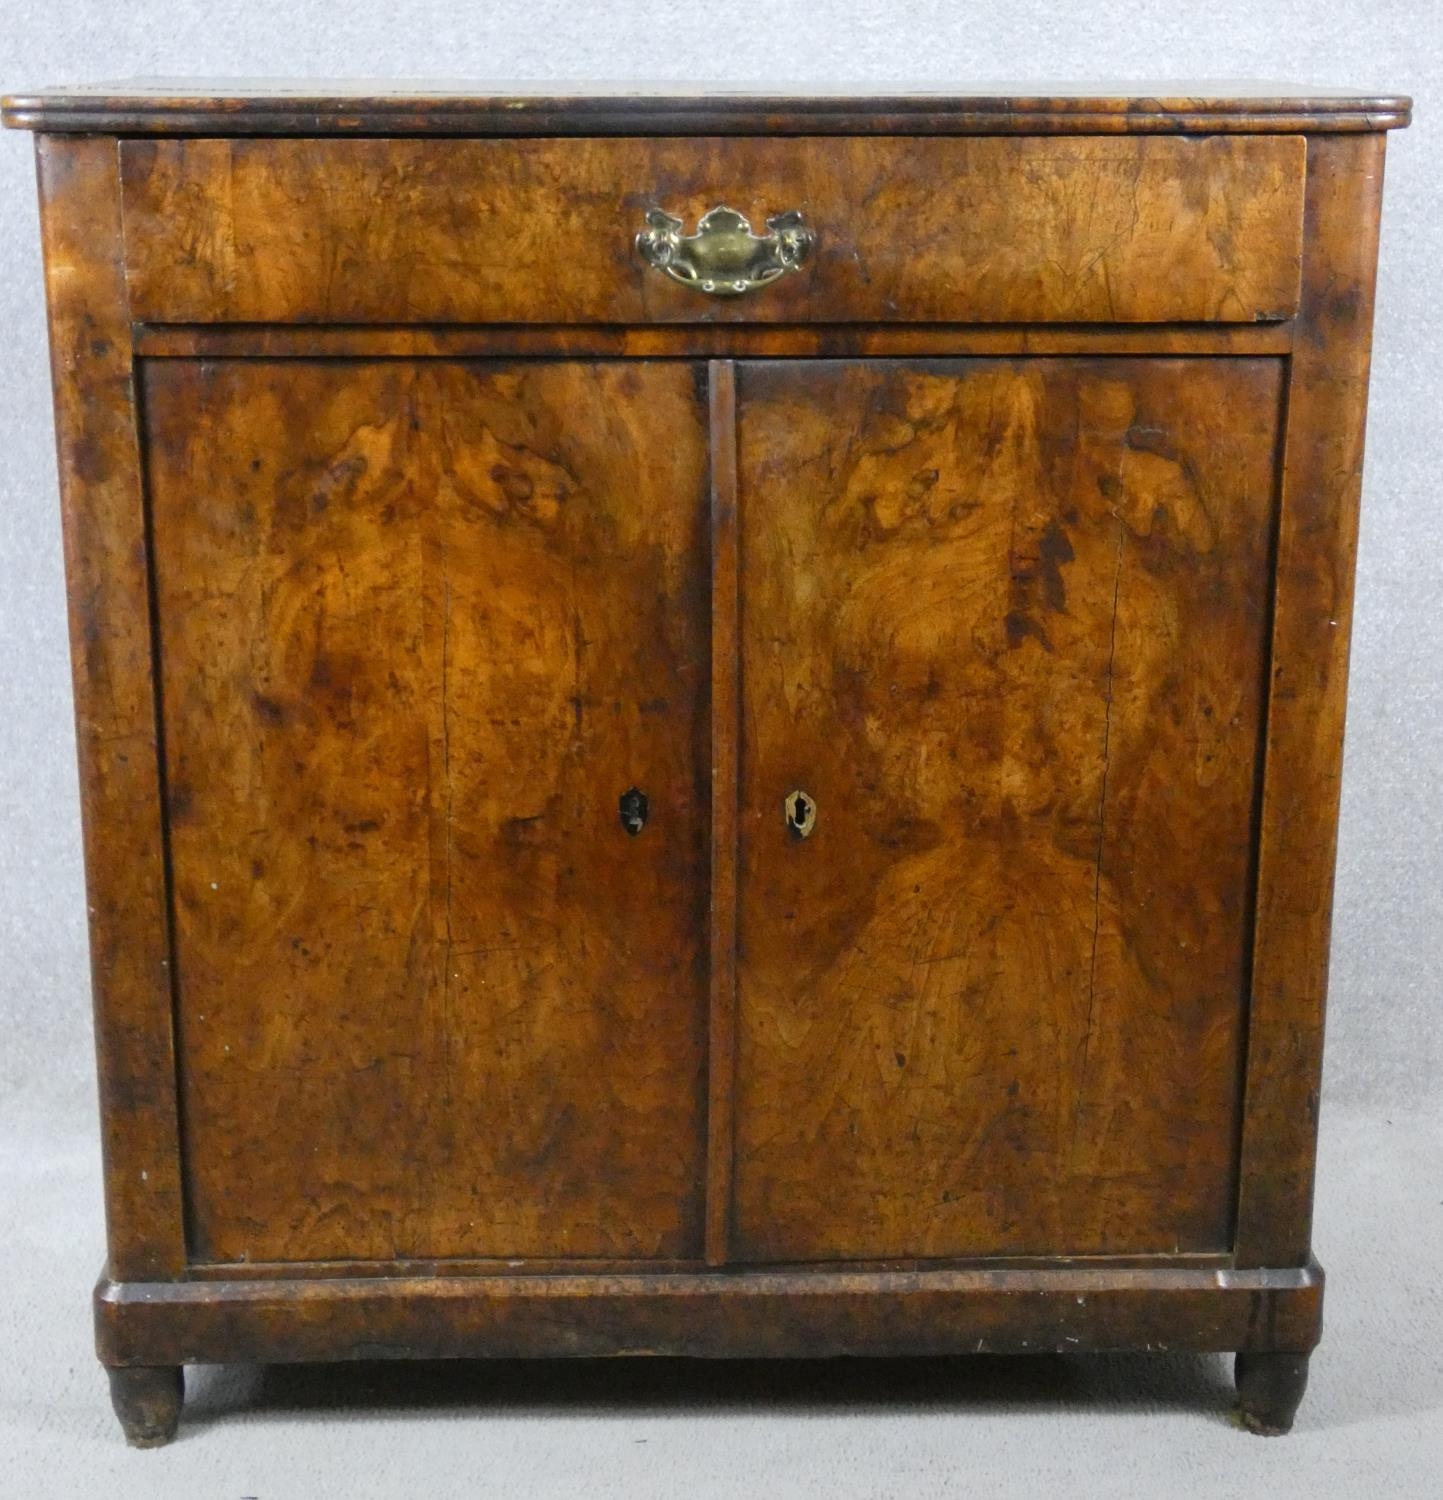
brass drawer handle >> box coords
[636,205,815,297]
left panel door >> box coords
[142,359,712,1265]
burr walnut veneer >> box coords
[1,82,1409,1444]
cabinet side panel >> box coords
[1236,134,1388,1268]
[34,135,187,1279]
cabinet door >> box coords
[144,359,711,1264]
[733,358,1281,1262]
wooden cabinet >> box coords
[1,81,1410,1445]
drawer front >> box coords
[119,134,1305,326]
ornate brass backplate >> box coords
[636,205,815,296]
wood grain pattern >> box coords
[1,81,1411,136]
[142,358,711,1264]
[1235,133,1389,1268]
[117,135,1306,326]
[94,1260,1325,1366]
[733,357,1281,1262]
[35,135,187,1280]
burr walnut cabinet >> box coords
[1,82,1409,1444]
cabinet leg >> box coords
[1233,1350,1310,1436]
[106,1364,184,1447]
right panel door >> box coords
[733,358,1282,1262]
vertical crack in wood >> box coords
[439,554,455,1113]
[1075,514,1126,1152]
[705,359,739,1266]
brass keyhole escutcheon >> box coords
[785,789,817,839]
[619,787,649,836]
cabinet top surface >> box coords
[0,79,1411,134]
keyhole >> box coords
[619,787,648,836]
[785,789,816,839]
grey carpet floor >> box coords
[2,1089,1439,1499]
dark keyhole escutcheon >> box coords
[785,789,817,839]
[619,787,649,836]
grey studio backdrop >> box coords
[0,3,1439,1498]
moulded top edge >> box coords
[0,80,1413,134]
